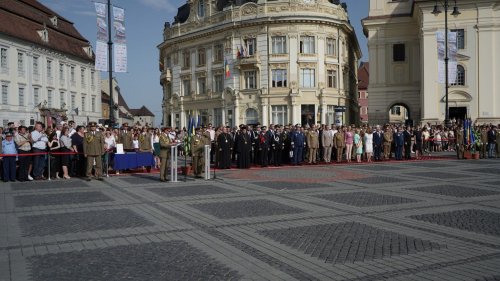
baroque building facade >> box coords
[0,0,101,127]
[363,0,500,125]
[159,0,361,128]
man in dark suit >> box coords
[373,126,383,161]
[258,126,270,167]
[487,125,497,158]
[394,127,404,160]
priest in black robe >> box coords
[217,126,233,169]
[235,126,251,168]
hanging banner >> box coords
[95,3,107,41]
[113,7,126,44]
[114,44,127,73]
[95,41,108,71]
[437,30,457,84]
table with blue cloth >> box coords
[112,152,155,170]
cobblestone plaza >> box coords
[1,158,500,280]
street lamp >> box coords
[432,0,460,128]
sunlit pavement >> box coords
[1,155,499,280]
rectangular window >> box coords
[393,43,405,62]
[81,95,86,111]
[197,0,205,17]
[271,69,287,87]
[34,88,40,106]
[300,36,315,54]
[183,51,190,68]
[214,74,224,93]
[244,70,257,89]
[18,87,24,106]
[451,29,465,49]
[271,105,288,125]
[327,69,337,88]
[47,89,53,108]
[1,85,8,104]
[0,48,7,70]
[71,93,76,109]
[244,38,256,56]
[197,48,206,66]
[272,36,287,54]
[47,60,53,78]
[391,106,401,115]
[182,79,191,96]
[214,44,223,63]
[18,52,24,75]
[91,71,95,87]
[197,77,206,94]
[59,63,64,81]
[81,67,86,87]
[300,68,315,88]
[70,66,75,84]
[60,91,65,108]
[326,38,337,56]
[91,96,96,112]
[33,56,39,76]
[214,108,223,127]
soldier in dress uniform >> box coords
[334,126,345,163]
[455,125,465,159]
[83,122,105,181]
[118,123,134,151]
[191,127,206,178]
[139,127,154,172]
[383,126,393,160]
[307,126,319,164]
[322,125,334,163]
[159,127,172,181]
[270,125,284,166]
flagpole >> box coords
[107,0,114,127]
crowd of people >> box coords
[0,119,499,182]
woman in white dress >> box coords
[364,127,374,162]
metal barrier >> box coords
[204,144,211,180]
[170,144,178,182]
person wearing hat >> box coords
[235,125,251,168]
[290,125,305,165]
[83,122,105,181]
[159,127,173,181]
[191,127,206,177]
[118,123,134,151]
[1,132,17,182]
[216,126,233,169]
[257,126,270,167]
[15,126,32,181]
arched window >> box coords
[245,108,258,125]
[453,65,465,86]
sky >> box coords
[39,0,369,126]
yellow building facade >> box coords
[158,0,361,128]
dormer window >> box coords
[197,0,205,18]
[37,29,48,43]
[50,16,58,27]
[83,46,93,57]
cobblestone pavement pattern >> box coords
[1,155,500,280]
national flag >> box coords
[224,59,230,78]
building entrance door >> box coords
[301,104,315,127]
[449,107,467,122]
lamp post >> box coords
[432,0,460,128]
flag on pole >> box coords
[224,59,230,78]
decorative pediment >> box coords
[441,90,472,102]
[456,53,470,61]
[240,2,258,16]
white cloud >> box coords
[138,0,176,12]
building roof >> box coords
[358,62,369,90]
[130,106,155,117]
[0,0,94,62]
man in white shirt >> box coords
[31,122,48,180]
